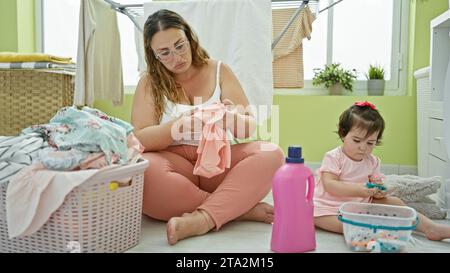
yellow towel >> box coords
[0,52,73,64]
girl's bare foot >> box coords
[425,223,450,241]
[166,210,215,245]
[236,202,274,224]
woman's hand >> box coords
[222,99,235,110]
[221,99,241,131]
[171,108,204,142]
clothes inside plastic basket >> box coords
[338,202,418,253]
[0,159,149,253]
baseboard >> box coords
[398,165,419,175]
[305,162,417,176]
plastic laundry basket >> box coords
[0,159,149,253]
[338,202,418,253]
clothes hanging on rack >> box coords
[75,0,124,107]
[106,0,322,50]
[272,5,315,88]
[106,0,339,92]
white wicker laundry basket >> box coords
[0,159,148,253]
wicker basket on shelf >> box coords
[0,69,74,136]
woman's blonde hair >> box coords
[143,9,209,121]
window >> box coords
[276,0,408,95]
[40,0,141,87]
[39,0,408,94]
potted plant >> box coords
[366,64,385,96]
[312,63,357,95]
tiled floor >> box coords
[128,193,450,253]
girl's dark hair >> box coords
[143,9,209,121]
[337,104,385,144]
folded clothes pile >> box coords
[0,52,76,73]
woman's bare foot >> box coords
[236,202,274,224]
[166,210,215,245]
[424,223,450,241]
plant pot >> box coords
[367,80,385,96]
[329,83,344,95]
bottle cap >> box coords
[286,146,304,163]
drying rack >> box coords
[104,0,344,50]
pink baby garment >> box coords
[193,103,231,178]
[6,163,99,238]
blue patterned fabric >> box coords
[22,106,132,164]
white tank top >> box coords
[160,61,233,146]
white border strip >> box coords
[34,0,44,52]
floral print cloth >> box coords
[22,106,132,165]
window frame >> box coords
[36,0,409,96]
[276,0,409,96]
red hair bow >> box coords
[354,101,376,110]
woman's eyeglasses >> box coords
[154,40,190,62]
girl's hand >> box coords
[369,177,383,184]
[368,177,387,198]
[373,190,387,199]
[358,184,379,198]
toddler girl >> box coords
[314,101,450,241]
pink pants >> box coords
[141,141,284,229]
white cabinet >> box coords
[428,154,450,208]
[415,67,431,177]
[415,9,450,210]
[428,118,449,162]
[430,9,450,102]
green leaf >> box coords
[312,63,357,91]
[366,64,385,80]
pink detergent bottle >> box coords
[271,146,316,253]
